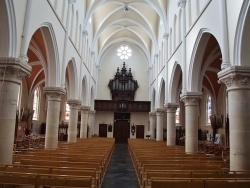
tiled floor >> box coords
[101,144,140,188]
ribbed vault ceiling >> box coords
[84,0,168,62]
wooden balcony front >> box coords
[94,100,150,112]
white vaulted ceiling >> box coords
[84,0,168,63]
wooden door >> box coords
[136,125,144,139]
[114,120,130,143]
[99,124,107,137]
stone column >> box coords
[155,108,165,141]
[218,66,250,171]
[181,92,202,154]
[43,87,66,149]
[88,110,96,137]
[67,99,81,143]
[149,112,156,140]
[163,33,169,106]
[0,58,31,164]
[80,106,90,138]
[166,103,179,146]
[219,0,230,69]
[178,0,187,94]
[83,31,88,64]
[61,0,76,87]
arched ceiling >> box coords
[84,0,168,63]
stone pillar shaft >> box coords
[218,66,250,171]
[149,112,156,140]
[80,106,90,138]
[44,87,65,149]
[88,110,95,137]
[0,58,31,164]
[156,108,165,141]
[67,100,81,143]
[181,93,202,154]
[166,104,179,146]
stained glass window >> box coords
[207,94,212,124]
[117,45,132,60]
[32,87,40,120]
[65,104,70,120]
[175,107,180,124]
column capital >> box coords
[165,103,179,113]
[155,108,165,115]
[180,92,202,106]
[80,105,90,112]
[154,54,159,59]
[18,54,29,64]
[67,99,81,109]
[149,111,156,117]
[43,87,66,102]
[89,110,96,115]
[0,58,31,83]
[218,66,250,91]
[163,33,169,40]
[178,0,186,8]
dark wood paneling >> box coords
[136,125,144,139]
[114,120,130,143]
[99,124,107,138]
[95,100,150,112]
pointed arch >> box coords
[234,0,250,66]
[81,75,88,106]
[178,9,182,45]
[173,14,177,49]
[65,58,78,99]
[39,23,60,87]
[170,28,173,54]
[75,10,79,45]
[188,29,211,92]
[169,62,182,103]
[90,86,95,110]
[151,88,156,111]
[159,78,165,108]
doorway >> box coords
[99,124,107,137]
[114,120,130,143]
[136,125,144,139]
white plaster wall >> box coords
[130,112,150,139]
[94,111,114,137]
[97,43,149,101]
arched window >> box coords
[65,103,70,120]
[175,107,180,124]
[32,87,40,120]
[206,94,212,124]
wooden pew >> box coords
[0,171,37,187]
[143,170,192,188]
[20,159,104,182]
[3,164,100,188]
[51,168,99,188]
[205,180,250,188]
[151,179,204,188]
[37,174,93,188]
[151,178,250,188]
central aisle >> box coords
[101,144,140,188]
